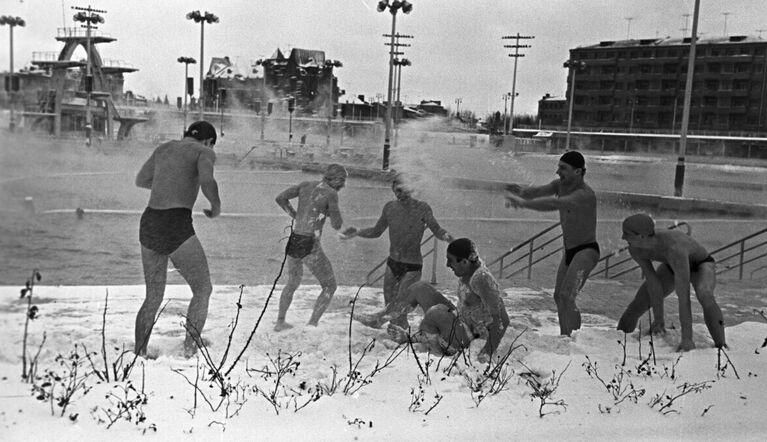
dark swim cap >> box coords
[560,150,585,169]
[447,238,479,262]
[622,213,655,237]
[184,121,217,145]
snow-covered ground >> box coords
[2,284,766,441]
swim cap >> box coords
[622,213,655,237]
[323,163,348,181]
[447,238,479,262]
[560,150,585,169]
[184,121,217,145]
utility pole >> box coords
[675,0,701,197]
[624,17,635,40]
[384,32,412,151]
[722,12,732,37]
[502,33,533,137]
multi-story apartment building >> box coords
[555,35,767,133]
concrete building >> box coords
[537,93,567,126]
[562,35,767,134]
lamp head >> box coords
[401,1,413,14]
[377,1,389,12]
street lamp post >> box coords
[377,0,413,170]
[563,59,586,151]
[73,6,105,146]
[1,16,25,133]
[675,0,701,197]
[287,96,295,143]
[502,33,533,137]
[186,10,219,121]
[324,59,343,147]
[255,58,270,141]
[177,56,196,132]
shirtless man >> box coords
[134,120,221,357]
[617,213,726,351]
[345,177,453,329]
[386,238,510,362]
[274,163,353,330]
[504,150,599,336]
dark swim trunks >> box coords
[669,255,715,275]
[386,257,423,280]
[564,242,600,266]
[139,207,195,255]
[286,232,315,259]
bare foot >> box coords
[274,321,295,332]
[353,312,385,328]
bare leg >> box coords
[552,256,569,335]
[557,248,600,334]
[617,264,675,334]
[135,246,168,356]
[419,304,471,352]
[303,246,337,326]
[170,236,213,356]
[384,270,422,329]
[691,262,726,348]
[276,256,303,330]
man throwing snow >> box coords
[134,121,221,358]
[504,150,599,336]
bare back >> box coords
[630,230,710,271]
[143,139,214,210]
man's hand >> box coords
[505,193,525,209]
[339,226,358,240]
[505,183,522,195]
[649,320,667,335]
[204,206,220,218]
[677,339,696,352]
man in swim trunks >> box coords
[385,238,510,363]
[134,120,221,358]
[274,163,353,330]
[344,176,453,329]
[504,150,599,336]
[617,213,726,351]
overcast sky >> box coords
[2,0,766,116]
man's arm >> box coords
[135,152,155,189]
[422,204,453,242]
[506,180,558,200]
[197,149,220,218]
[506,186,587,212]
[325,190,344,231]
[354,206,389,239]
[667,250,695,351]
[632,251,665,331]
[470,273,509,358]
[275,183,301,219]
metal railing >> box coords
[486,222,562,280]
[710,227,767,280]
[591,221,692,279]
[365,234,439,286]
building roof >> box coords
[577,35,765,50]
